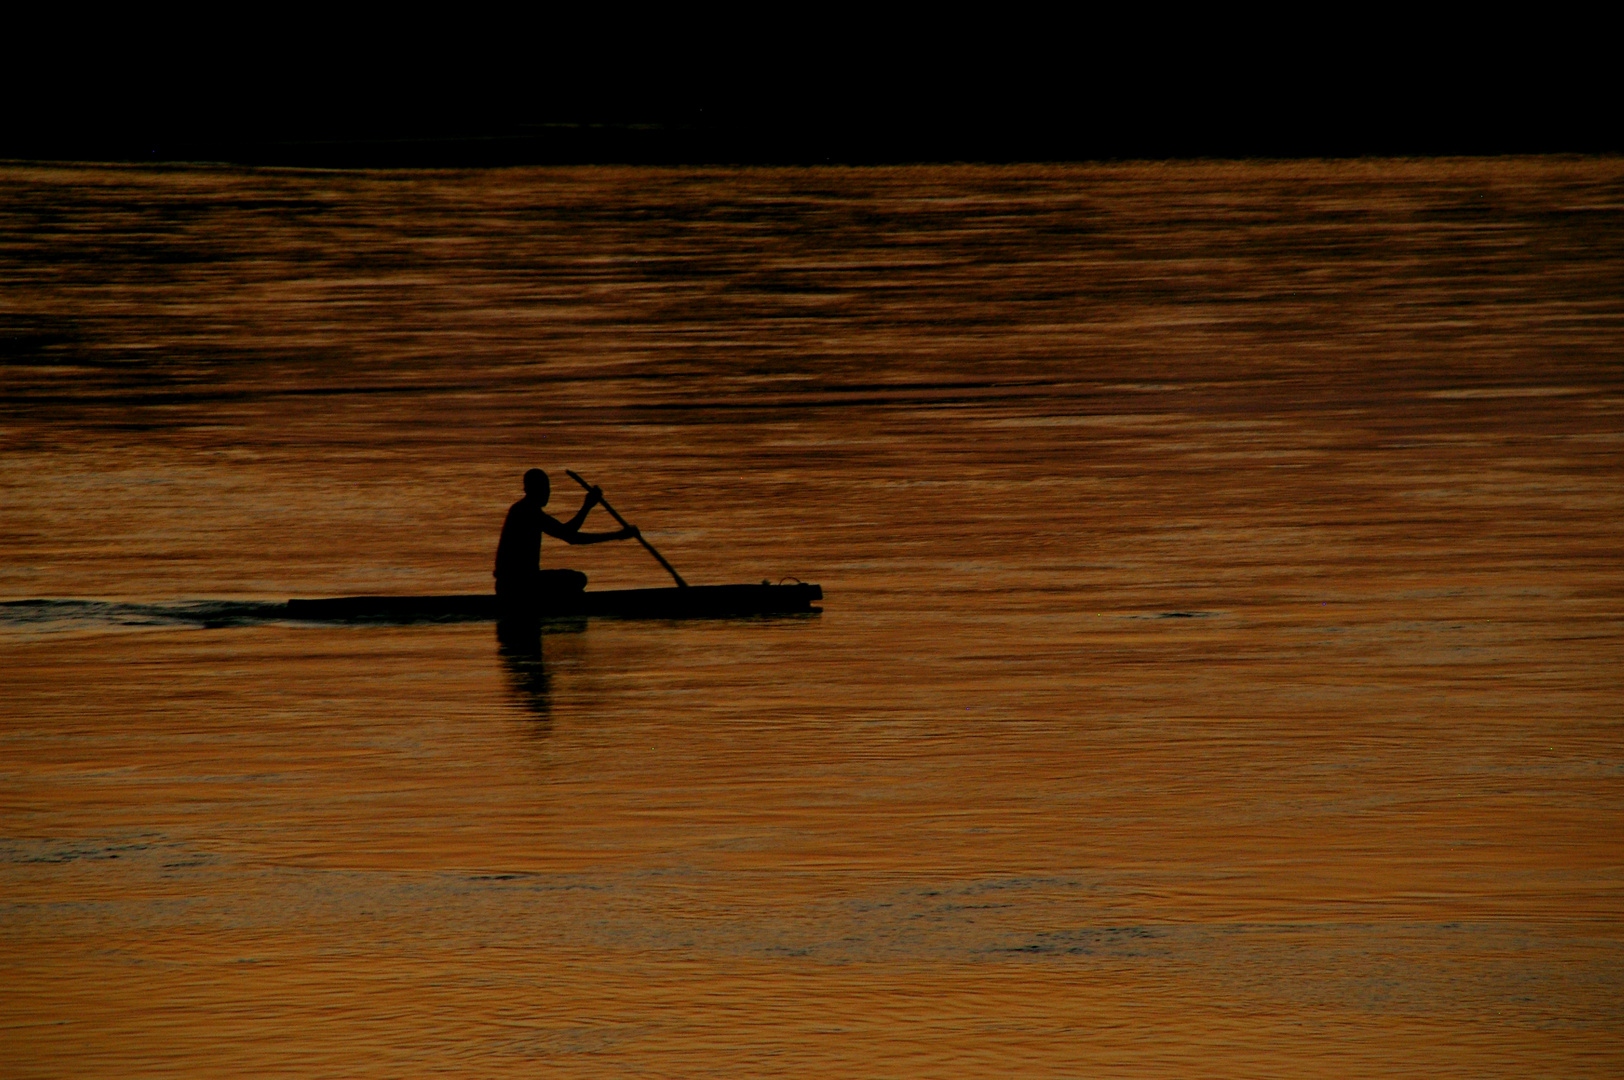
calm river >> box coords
[2,159,1621,1076]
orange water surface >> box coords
[2,158,1622,1077]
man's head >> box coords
[523,468,550,504]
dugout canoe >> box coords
[286,582,822,622]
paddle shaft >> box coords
[565,470,688,588]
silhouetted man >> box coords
[495,468,638,604]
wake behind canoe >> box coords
[286,582,822,622]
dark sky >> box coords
[4,30,1614,165]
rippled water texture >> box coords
[3,160,1622,1076]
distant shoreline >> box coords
[7,121,1621,170]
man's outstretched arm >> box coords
[540,491,640,546]
[563,486,602,533]
[545,521,640,546]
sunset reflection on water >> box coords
[2,159,1621,1076]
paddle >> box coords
[565,470,689,588]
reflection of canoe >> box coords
[287,583,822,622]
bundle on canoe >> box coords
[287,582,822,623]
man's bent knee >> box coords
[496,569,587,600]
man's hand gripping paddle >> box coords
[566,470,689,588]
